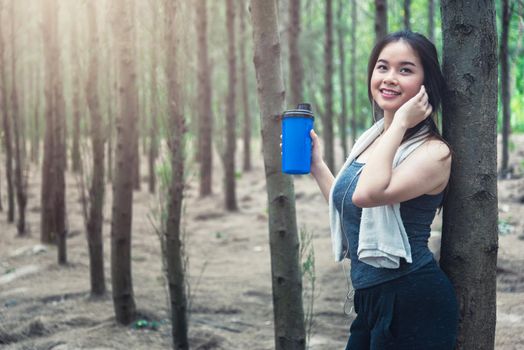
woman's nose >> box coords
[383,71,398,85]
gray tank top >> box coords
[332,159,444,290]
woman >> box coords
[310,31,459,349]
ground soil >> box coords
[1,134,523,350]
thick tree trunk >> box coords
[196,0,213,197]
[0,1,15,223]
[239,0,251,172]
[336,0,348,163]
[374,0,387,42]
[164,0,189,348]
[288,0,304,107]
[350,0,357,144]
[403,0,411,30]
[250,1,306,349]
[10,0,27,235]
[440,1,499,349]
[111,0,138,325]
[500,0,511,178]
[225,0,238,211]
[86,0,106,297]
[324,0,334,172]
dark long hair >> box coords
[367,31,452,210]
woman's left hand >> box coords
[393,85,433,129]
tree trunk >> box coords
[225,0,238,211]
[374,0,387,42]
[148,3,159,195]
[164,0,189,348]
[250,1,306,349]
[42,0,67,264]
[336,0,348,163]
[288,0,304,107]
[440,1,499,349]
[31,64,41,165]
[324,0,335,172]
[0,0,15,223]
[500,0,511,178]
[428,0,434,43]
[71,12,81,174]
[10,0,27,235]
[85,0,106,297]
[196,0,213,197]
[111,0,138,325]
[350,0,357,144]
[403,0,411,30]
[239,0,251,172]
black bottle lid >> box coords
[297,103,311,111]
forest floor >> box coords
[1,134,524,350]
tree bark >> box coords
[111,0,138,325]
[225,0,238,211]
[336,0,348,163]
[500,0,512,178]
[288,0,304,107]
[85,0,106,297]
[374,0,387,43]
[0,0,15,223]
[324,0,335,172]
[196,0,213,197]
[10,0,27,235]
[164,0,189,348]
[239,0,251,172]
[250,1,306,349]
[440,1,499,349]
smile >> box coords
[380,88,401,96]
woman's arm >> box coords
[309,130,334,202]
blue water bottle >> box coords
[282,103,315,174]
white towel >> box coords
[328,118,430,268]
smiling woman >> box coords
[308,31,459,349]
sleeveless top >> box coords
[332,159,444,290]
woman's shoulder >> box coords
[421,137,452,163]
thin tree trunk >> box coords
[403,0,411,30]
[85,0,106,297]
[428,0,434,43]
[374,0,387,42]
[0,0,15,223]
[337,0,348,163]
[196,0,213,197]
[148,3,159,195]
[324,0,335,172]
[440,1,499,349]
[239,0,251,172]
[164,0,189,347]
[288,0,304,106]
[500,0,512,178]
[225,0,238,211]
[250,1,306,349]
[111,0,138,325]
[71,12,81,173]
[10,0,27,235]
[350,0,357,144]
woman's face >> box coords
[370,40,425,114]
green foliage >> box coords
[299,226,316,349]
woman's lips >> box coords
[380,88,401,99]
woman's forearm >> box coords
[355,120,407,196]
[311,161,335,203]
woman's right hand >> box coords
[310,129,324,173]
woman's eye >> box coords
[400,68,412,73]
[377,65,387,71]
